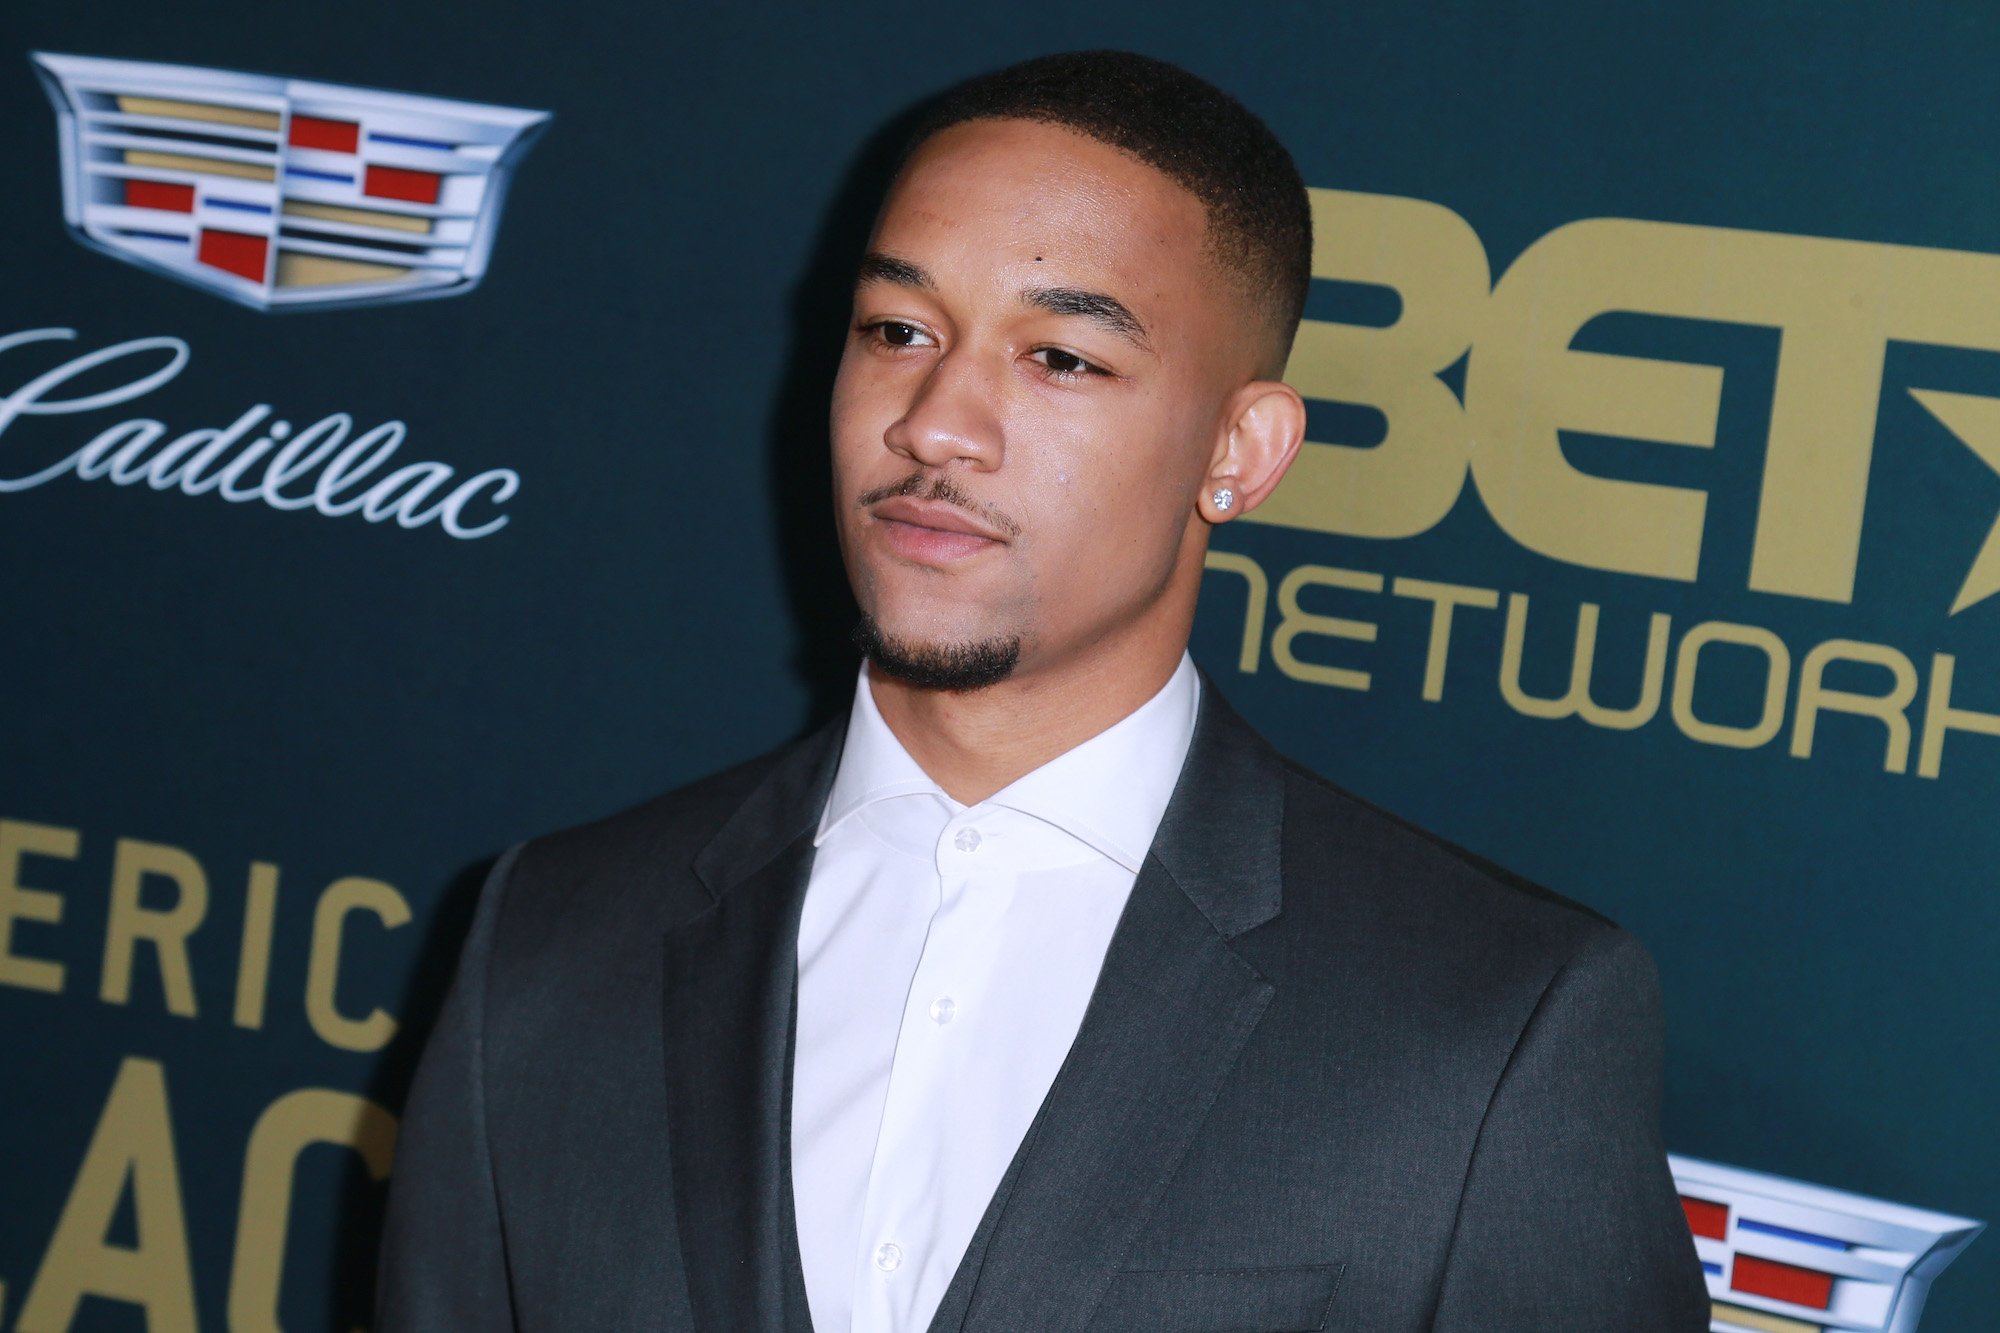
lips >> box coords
[870,495,1006,563]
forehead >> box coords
[871,118,1213,304]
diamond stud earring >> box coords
[1211,486,1236,513]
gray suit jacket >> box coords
[377,678,1709,1331]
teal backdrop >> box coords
[0,1,1993,1328]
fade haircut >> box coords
[902,49,1313,377]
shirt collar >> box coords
[814,664,941,843]
[814,653,1202,873]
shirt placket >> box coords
[845,808,1009,1332]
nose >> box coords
[881,347,1004,471]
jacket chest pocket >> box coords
[1084,1262,1343,1332]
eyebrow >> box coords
[856,252,934,290]
[1021,286,1152,353]
[856,251,1153,355]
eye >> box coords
[1030,346,1105,381]
[859,319,936,349]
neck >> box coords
[866,632,1188,806]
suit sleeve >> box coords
[1431,926,1710,1332]
[375,844,522,1331]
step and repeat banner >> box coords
[1,2,1993,1329]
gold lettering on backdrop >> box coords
[233,860,281,1030]
[229,1088,397,1331]
[102,838,210,1016]
[1201,550,1270,673]
[1910,389,2000,615]
[0,818,78,993]
[1269,191,2000,614]
[1918,653,2000,778]
[1499,596,1673,731]
[0,823,412,1046]
[0,830,414,1319]
[1258,189,1485,541]
[1791,640,1919,775]
[1270,563,1383,691]
[306,876,412,1052]
[1206,551,1993,778]
[1466,219,1725,585]
[1671,622,1793,750]
[1390,578,1501,702]
[14,1047,402,1332]
[17,1058,197,1333]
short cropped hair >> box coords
[903,49,1313,377]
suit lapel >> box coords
[937,677,1290,1333]
[663,721,843,1333]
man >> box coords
[378,50,1709,1332]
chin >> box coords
[851,611,1023,692]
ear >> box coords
[1199,379,1306,524]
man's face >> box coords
[830,117,1257,688]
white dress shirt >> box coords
[790,652,1200,1333]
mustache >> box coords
[856,472,1022,539]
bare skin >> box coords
[829,118,1307,803]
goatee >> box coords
[850,614,1021,691]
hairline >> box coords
[896,112,1299,377]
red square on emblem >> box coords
[363,164,441,205]
[197,229,269,282]
[1680,1197,1729,1241]
[290,115,360,153]
[1731,1254,1835,1310]
[125,179,195,212]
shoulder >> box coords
[1255,747,1651,1026]
[1185,675,1628,988]
[1283,755,1609,930]
[519,745,782,880]
[495,723,833,941]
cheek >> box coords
[828,350,874,457]
[829,345,910,456]
[1019,396,1197,566]
[1041,387,1196,499]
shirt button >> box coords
[874,1242,904,1273]
[929,996,956,1024]
[954,827,982,852]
